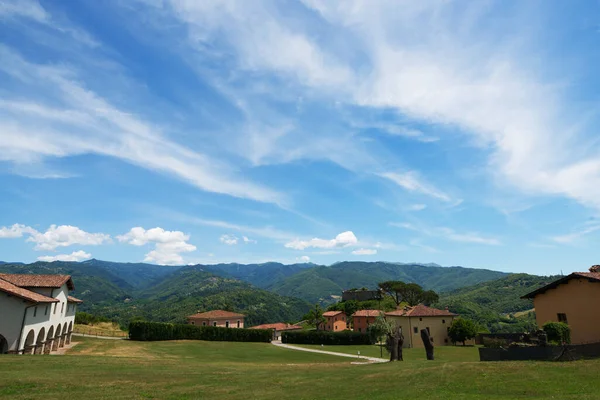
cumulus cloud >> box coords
[351,248,377,255]
[0,223,110,250]
[285,231,358,250]
[37,250,91,262]
[297,255,311,262]
[118,227,196,265]
[220,234,238,245]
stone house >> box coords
[0,274,82,354]
[385,304,456,348]
[187,310,245,328]
[522,265,600,344]
[322,310,347,331]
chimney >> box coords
[590,265,600,273]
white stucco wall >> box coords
[0,283,77,353]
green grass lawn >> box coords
[1,337,600,399]
[293,343,480,362]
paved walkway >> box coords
[271,341,388,363]
[72,332,127,340]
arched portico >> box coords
[35,327,46,354]
[0,334,8,354]
[23,329,35,355]
[53,324,62,351]
[45,326,55,354]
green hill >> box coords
[203,262,313,288]
[435,273,561,332]
[266,262,508,304]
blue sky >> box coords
[1,0,600,274]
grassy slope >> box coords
[2,338,600,399]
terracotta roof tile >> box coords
[352,309,383,317]
[0,278,59,303]
[249,323,303,331]
[67,295,83,304]
[0,274,74,290]
[385,304,457,317]
[322,311,344,317]
[187,310,245,319]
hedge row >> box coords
[282,330,372,345]
[129,321,272,342]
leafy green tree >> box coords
[378,281,439,306]
[367,315,393,358]
[542,322,571,344]
[448,318,478,345]
[304,305,326,330]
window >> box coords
[557,313,568,323]
[45,305,48,315]
[225,321,230,328]
[61,303,64,314]
[413,327,418,334]
[53,304,57,314]
[358,328,361,333]
[202,322,207,326]
[237,320,240,328]
[442,319,445,324]
[213,322,217,327]
[419,317,423,321]
[33,307,37,317]
[191,321,195,325]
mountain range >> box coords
[0,259,553,331]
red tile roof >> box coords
[385,304,457,317]
[249,323,303,331]
[187,310,245,319]
[323,311,345,317]
[0,274,74,290]
[522,272,600,299]
[67,295,84,304]
[0,278,59,303]
[352,309,383,317]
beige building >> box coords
[522,266,600,344]
[385,304,456,348]
[187,310,245,328]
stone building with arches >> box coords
[0,274,82,354]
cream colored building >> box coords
[385,304,456,348]
[187,310,245,328]
[522,267,600,345]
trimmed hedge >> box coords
[129,321,272,342]
[282,330,372,345]
[543,321,571,344]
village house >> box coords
[187,310,245,328]
[321,310,347,331]
[249,322,302,341]
[385,304,457,348]
[0,274,82,354]
[522,265,600,345]
[351,309,382,333]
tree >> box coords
[367,315,392,358]
[377,281,439,307]
[342,300,359,317]
[542,322,571,344]
[448,318,478,345]
[304,305,326,330]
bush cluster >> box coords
[542,322,571,344]
[282,330,372,345]
[129,321,272,342]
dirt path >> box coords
[72,333,127,340]
[271,341,388,364]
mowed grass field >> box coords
[1,337,600,399]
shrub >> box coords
[128,321,272,342]
[482,337,507,348]
[448,318,478,345]
[281,330,372,345]
[542,322,571,344]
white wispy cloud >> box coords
[380,172,452,202]
[37,250,91,262]
[551,223,600,244]
[285,231,358,250]
[407,204,427,212]
[0,223,110,250]
[392,222,501,246]
[351,248,377,255]
[117,227,196,265]
[220,234,238,246]
[242,236,257,244]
